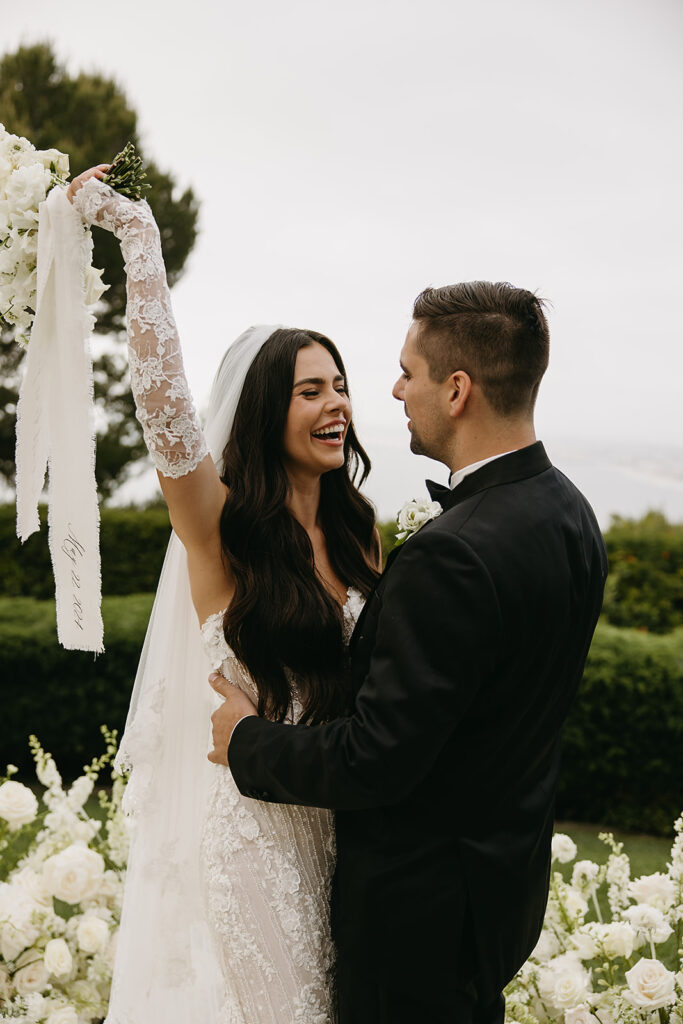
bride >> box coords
[67,166,381,1022]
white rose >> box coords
[571,928,598,961]
[564,1005,599,1024]
[628,873,676,911]
[13,867,52,907]
[625,957,676,1010]
[538,954,591,1012]
[46,1007,79,1024]
[44,937,73,977]
[396,498,442,538]
[0,883,42,960]
[76,912,109,954]
[13,957,49,994]
[0,780,39,830]
[552,834,577,864]
[42,843,105,904]
[597,921,636,959]
[623,903,673,947]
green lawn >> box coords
[555,820,672,878]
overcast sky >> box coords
[5,0,683,520]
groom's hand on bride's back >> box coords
[208,672,258,765]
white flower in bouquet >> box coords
[14,956,49,994]
[570,860,600,894]
[24,991,48,1023]
[76,910,109,954]
[563,887,589,923]
[571,927,598,961]
[395,498,442,540]
[0,779,39,830]
[622,902,673,948]
[13,867,52,907]
[0,882,43,960]
[564,1005,599,1024]
[42,842,105,905]
[552,834,577,864]
[66,775,94,813]
[628,872,676,912]
[532,928,562,963]
[594,921,636,959]
[537,953,591,1013]
[0,964,11,1000]
[625,957,676,1010]
[46,1005,79,1024]
[44,938,73,978]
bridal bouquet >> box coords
[0,127,148,343]
[504,822,683,1024]
[0,732,128,1024]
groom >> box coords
[208,281,608,1024]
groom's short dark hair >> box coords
[412,281,549,417]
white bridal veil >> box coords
[107,325,280,1023]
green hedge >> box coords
[0,594,153,778]
[601,512,683,634]
[0,503,170,598]
[2,595,681,833]
[557,621,683,835]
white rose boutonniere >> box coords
[396,498,442,541]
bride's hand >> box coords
[65,164,111,204]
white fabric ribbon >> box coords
[15,186,104,653]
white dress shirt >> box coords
[449,450,518,490]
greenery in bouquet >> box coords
[0,127,148,345]
[504,824,683,1023]
[0,730,128,1024]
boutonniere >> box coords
[395,498,443,541]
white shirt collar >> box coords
[449,450,518,490]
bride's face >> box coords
[282,342,351,478]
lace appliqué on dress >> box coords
[73,178,207,479]
[198,590,364,1024]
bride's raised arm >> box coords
[68,168,226,552]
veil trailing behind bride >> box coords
[108,326,279,1021]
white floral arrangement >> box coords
[395,497,443,541]
[0,731,128,1023]
[504,822,683,1023]
[0,128,147,344]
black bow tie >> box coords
[426,479,452,502]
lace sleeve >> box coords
[72,177,207,478]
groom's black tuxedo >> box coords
[229,442,607,1023]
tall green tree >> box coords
[0,43,199,498]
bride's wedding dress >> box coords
[200,594,363,1023]
[71,178,364,1023]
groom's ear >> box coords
[446,370,471,419]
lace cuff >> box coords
[73,178,207,478]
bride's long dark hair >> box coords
[219,328,379,725]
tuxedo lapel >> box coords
[427,441,551,512]
[350,443,552,653]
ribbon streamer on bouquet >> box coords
[15,186,104,653]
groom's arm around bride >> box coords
[211,282,608,1024]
